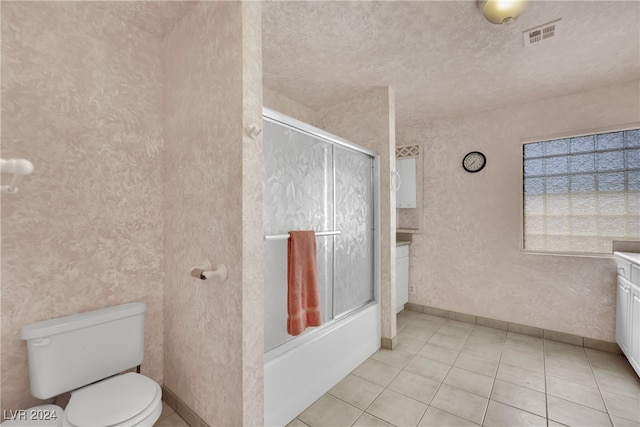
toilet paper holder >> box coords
[190,261,228,282]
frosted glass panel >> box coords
[524,177,544,194]
[628,216,640,235]
[545,157,568,175]
[627,149,640,169]
[571,194,597,215]
[570,136,595,153]
[629,171,640,190]
[629,191,640,212]
[598,193,626,215]
[524,142,543,157]
[545,139,569,156]
[597,132,624,150]
[627,130,640,148]
[263,120,334,352]
[597,151,624,171]
[572,216,597,236]
[263,121,333,235]
[546,176,568,193]
[598,172,625,192]
[571,174,596,192]
[546,235,570,252]
[524,159,544,176]
[524,215,544,234]
[598,216,626,235]
[334,146,374,317]
[570,154,595,173]
[524,195,544,215]
[547,216,569,235]
[262,116,376,352]
[523,128,639,254]
[546,194,569,215]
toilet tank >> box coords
[21,302,146,399]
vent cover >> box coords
[523,19,561,47]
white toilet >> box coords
[4,302,162,427]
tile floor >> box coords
[290,310,640,427]
[155,401,190,427]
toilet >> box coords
[4,303,162,427]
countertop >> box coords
[614,251,640,265]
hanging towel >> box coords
[287,230,321,336]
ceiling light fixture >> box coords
[477,0,527,24]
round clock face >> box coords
[462,151,486,173]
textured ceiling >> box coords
[262,1,640,125]
[95,1,639,126]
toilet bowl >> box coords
[61,373,162,427]
[13,303,163,427]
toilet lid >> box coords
[66,373,158,427]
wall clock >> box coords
[462,151,486,173]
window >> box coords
[523,128,640,254]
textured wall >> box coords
[318,88,397,342]
[1,1,164,412]
[399,79,640,342]
[240,2,264,424]
[264,86,321,128]
[163,2,263,425]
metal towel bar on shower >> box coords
[263,230,341,241]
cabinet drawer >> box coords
[632,264,640,286]
[396,244,409,258]
[617,258,633,281]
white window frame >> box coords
[520,122,640,258]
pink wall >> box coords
[1,2,165,413]
[399,79,640,342]
[162,2,263,425]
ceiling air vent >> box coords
[523,19,561,48]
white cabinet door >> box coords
[396,246,409,312]
[396,158,416,208]
[629,284,640,375]
[617,277,631,355]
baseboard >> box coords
[403,303,622,354]
[162,386,210,427]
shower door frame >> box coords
[262,108,382,426]
[262,107,381,361]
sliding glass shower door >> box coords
[263,111,375,353]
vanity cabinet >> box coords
[396,244,409,312]
[615,252,640,377]
[616,275,631,355]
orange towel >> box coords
[287,230,321,336]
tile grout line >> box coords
[296,312,637,427]
[542,336,549,425]
[414,318,460,426]
[416,317,486,426]
[394,314,459,426]
[584,348,616,426]
[394,314,443,426]
[479,324,507,427]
